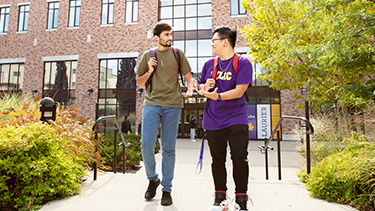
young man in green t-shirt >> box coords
[136,22,194,206]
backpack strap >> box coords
[212,56,219,80]
[233,54,250,102]
[172,47,185,86]
[232,54,240,74]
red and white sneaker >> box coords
[234,193,249,211]
[209,191,229,211]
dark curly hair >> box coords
[153,22,172,37]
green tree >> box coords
[241,0,375,130]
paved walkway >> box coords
[40,139,357,211]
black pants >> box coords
[206,124,249,194]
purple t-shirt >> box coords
[198,56,253,130]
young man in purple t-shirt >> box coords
[197,26,253,211]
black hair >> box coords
[153,22,172,37]
[213,26,237,48]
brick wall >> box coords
[0,0,157,125]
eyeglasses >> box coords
[211,38,225,43]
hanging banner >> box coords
[246,105,257,140]
[271,104,281,139]
[257,104,271,139]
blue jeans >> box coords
[141,105,181,193]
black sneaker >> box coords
[144,178,160,200]
[161,191,173,206]
[234,193,248,211]
[209,191,229,211]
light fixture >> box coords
[301,88,308,95]
[40,97,56,123]
[86,89,94,97]
[137,88,144,97]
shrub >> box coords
[298,114,346,166]
[0,93,101,171]
[98,134,160,171]
[304,133,375,210]
[0,93,103,209]
[49,104,98,170]
[0,123,84,210]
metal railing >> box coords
[92,115,131,180]
[258,102,314,179]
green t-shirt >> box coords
[137,47,191,108]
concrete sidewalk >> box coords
[40,139,357,211]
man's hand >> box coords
[197,87,219,101]
[147,57,157,73]
[200,79,215,92]
[183,87,196,98]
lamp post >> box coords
[40,97,56,123]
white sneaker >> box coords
[191,139,196,142]
[209,191,229,211]
[234,193,249,211]
[210,200,229,211]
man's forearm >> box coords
[136,71,152,86]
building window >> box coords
[69,0,81,27]
[102,0,114,25]
[125,0,138,23]
[0,6,10,33]
[98,58,137,134]
[0,64,24,91]
[231,0,246,16]
[18,5,29,32]
[159,0,212,80]
[43,61,77,105]
[47,2,59,29]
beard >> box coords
[159,39,172,47]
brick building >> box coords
[0,0,305,140]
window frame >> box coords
[18,4,29,32]
[231,0,246,16]
[47,2,59,29]
[97,58,137,134]
[125,0,139,24]
[68,0,81,28]
[0,63,24,91]
[0,6,10,33]
[42,60,78,105]
[101,0,114,25]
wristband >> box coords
[216,93,221,101]
[146,71,152,75]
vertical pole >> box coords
[114,128,117,174]
[265,138,269,180]
[94,132,98,180]
[277,130,281,180]
[305,101,311,174]
[122,144,126,174]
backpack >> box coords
[145,47,184,93]
[211,54,250,101]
